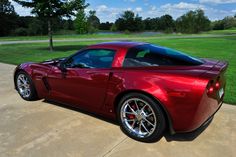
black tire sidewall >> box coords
[15,71,37,101]
[117,93,166,143]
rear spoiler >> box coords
[213,60,228,73]
[200,60,228,79]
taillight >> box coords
[208,87,214,94]
[215,82,220,89]
[207,79,220,95]
[207,80,214,94]
[215,76,221,89]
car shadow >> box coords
[42,99,213,142]
[42,99,119,126]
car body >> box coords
[14,41,228,142]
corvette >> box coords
[14,41,228,142]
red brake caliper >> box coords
[128,104,136,119]
[128,114,135,119]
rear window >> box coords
[123,44,203,67]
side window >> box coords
[123,44,203,67]
[65,49,115,68]
[123,47,167,67]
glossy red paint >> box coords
[14,42,228,133]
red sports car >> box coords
[14,42,228,142]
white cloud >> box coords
[97,5,108,12]
[204,7,234,20]
[149,2,206,19]
[143,2,234,21]
[135,7,143,12]
[151,6,157,11]
[161,2,205,10]
[86,5,124,22]
[10,0,32,16]
[127,7,132,11]
[200,0,236,4]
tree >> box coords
[115,10,144,32]
[176,9,210,34]
[99,22,113,30]
[212,16,236,30]
[110,23,117,32]
[158,15,175,32]
[28,18,44,35]
[63,19,75,30]
[212,20,224,30]
[222,16,236,29]
[87,10,100,33]
[14,0,88,51]
[74,9,88,34]
[0,0,18,36]
[143,18,156,30]
[12,16,48,36]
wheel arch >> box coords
[114,89,175,134]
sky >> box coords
[10,0,236,22]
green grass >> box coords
[0,41,101,64]
[1,29,236,41]
[0,36,235,104]
[0,33,160,41]
[206,28,236,35]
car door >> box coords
[47,49,116,110]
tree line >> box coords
[1,0,236,50]
[73,9,236,34]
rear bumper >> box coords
[170,88,224,133]
[176,101,223,134]
[175,94,223,133]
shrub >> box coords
[13,28,28,36]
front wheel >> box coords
[117,93,166,143]
[15,71,38,101]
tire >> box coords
[117,93,166,143]
[15,71,38,101]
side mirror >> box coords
[58,61,67,73]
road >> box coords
[0,62,235,157]
[0,34,236,45]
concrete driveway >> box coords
[0,62,235,157]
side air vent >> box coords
[42,77,51,91]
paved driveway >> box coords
[0,62,235,157]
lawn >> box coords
[206,27,236,35]
[0,36,235,104]
[0,28,236,41]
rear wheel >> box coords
[117,93,166,143]
[15,71,38,101]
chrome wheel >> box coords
[17,74,31,98]
[120,98,157,138]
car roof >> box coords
[86,41,147,49]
